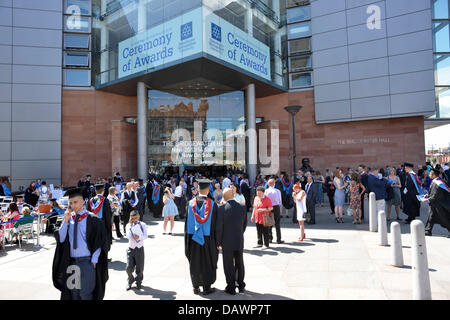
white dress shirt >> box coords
[174,185,183,197]
[126,221,148,249]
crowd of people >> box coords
[1,160,449,299]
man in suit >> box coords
[358,165,369,220]
[305,175,317,224]
[217,188,247,295]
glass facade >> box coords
[432,0,450,118]
[92,0,287,88]
[147,90,245,173]
[285,0,312,89]
[63,0,92,86]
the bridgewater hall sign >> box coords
[117,7,271,81]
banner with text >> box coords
[118,7,202,79]
[203,8,271,81]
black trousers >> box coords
[174,196,186,218]
[113,215,122,237]
[222,249,245,290]
[126,246,145,286]
[256,223,270,246]
[306,200,316,223]
[269,205,282,242]
[424,210,434,234]
[327,190,335,213]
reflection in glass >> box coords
[287,6,310,24]
[433,21,450,52]
[64,34,90,49]
[65,0,92,15]
[64,52,90,67]
[290,72,311,88]
[64,16,91,33]
[435,54,450,85]
[287,22,311,40]
[64,69,91,86]
[147,90,245,170]
[289,55,311,71]
[288,38,310,55]
[436,87,450,117]
[432,0,450,19]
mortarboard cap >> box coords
[64,187,83,199]
[95,184,105,191]
[197,178,212,189]
[404,162,414,168]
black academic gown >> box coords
[404,174,421,220]
[52,214,108,300]
[145,182,153,211]
[240,182,251,212]
[184,196,219,288]
[87,195,113,252]
[151,187,163,218]
[427,181,450,232]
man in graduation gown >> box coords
[52,188,108,300]
[425,169,450,237]
[145,178,153,214]
[151,180,163,218]
[120,182,139,234]
[184,178,219,295]
[87,184,112,253]
[403,162,422,224]
[240,175,251,212]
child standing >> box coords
[126,210,148,290]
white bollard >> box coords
[411,220,431,300]
[378,210,388,246]
[390,222,403,267]
[369,192,377,232]
[34,212,41,248]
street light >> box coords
[284,105,302,174]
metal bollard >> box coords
[369,192,377,232]
[411,220,431,300]
[390,222,403,267]
[34,212,41,248]
[378,210,388,246]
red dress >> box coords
[252,196,273,225]
[5,211,20,229]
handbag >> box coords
[263,212,275,227]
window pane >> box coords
[286,0,310,8]
[287,22,311,39]
[64,69,91,86]
[64,16,91,33]
[65,0,92,15]
[289,55,311,71]
[433,21,450,52]
[436,87,450,117]
[287,6,310,23]
[288,38,310,54]
[64,52,90,67]
[435,54,450,85]
[290,72,311,87]
[432,0,450,19]
[64,34,90,49]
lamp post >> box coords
[284,105,302,174]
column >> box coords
[245,84,257,185]
[137,82,148,180]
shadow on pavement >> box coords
[308,238,339,244]
[109,260,127,271]
[132,285,177,300]
[201,288,293,300]
[243,248,278,256]
[392,265,437,272]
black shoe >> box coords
[126,283,132,291]
[336,218,340,223]
[264,245,270,249]
[225,287,236,295]
[168,232,172,235]
[136,283,142,290]
[193,287,201,295]
[256,244,263,248]
[425,232,432,236]
[117,234,124,238]
[340,218,344,223]
[277,240,285,244]
[238,287,245,293]
[202,287,215,295]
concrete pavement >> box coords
[0,200,449,300]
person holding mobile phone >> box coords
[52,187,108,300]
